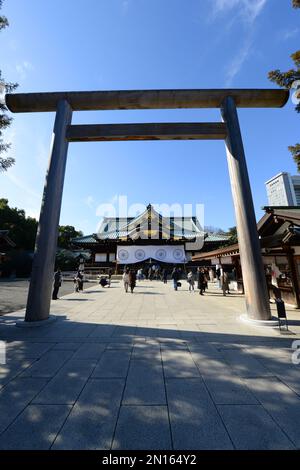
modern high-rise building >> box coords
[265,172,300,206]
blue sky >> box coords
[0,0,299,234]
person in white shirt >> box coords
[122,268,130,293]
[187,270,195,292]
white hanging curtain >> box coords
[116,245,186,264]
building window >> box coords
[294,186,300,206]
[95,253,107,262]
[109,253,116,262]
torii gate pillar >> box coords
[221,96,271,320]
[25,100,72,322]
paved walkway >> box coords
[0,279,87,314]
[1,280,300,450]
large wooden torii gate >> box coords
[6,88,289,324]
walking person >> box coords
[78,270,84,291]
[137,268,143,281]
[52,268,62,300]
[108,268,113,286]
[162,268,168,284]
[187,269,195,292]
[203,269,209,292]
[216,266,221,289]
[123,268,129,293]
[74,272,79,293]
[221,271,230,296]
[129,269,136,293]
[171,267,180,291]
[74,270,83,293]
[197,268,205,295]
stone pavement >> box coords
[0,279,300,450]
[0,279,85,314]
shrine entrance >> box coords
[5,88,289,323]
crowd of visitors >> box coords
[120,264,232,295]
[52,264,233,299]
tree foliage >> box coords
[204,225,225,234]
[226,226,238,245]
[0,199,83,251]
[58,225,83,249]
[0,198,38,250]
[55,249,89,271]
[0,199,85,276]
[289,143,300,172]
[268,1,300,171]
[0,0,18,171]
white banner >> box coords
[117,245,186,264]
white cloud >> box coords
[25,207,40,220]
[283,28,300,40]
[224,36,252,86]
[6,171,40,200]
[212,1,268,86]
[213,0,268,23]
[122,0,130,14]
[15,60,33,80]
[84,195,95,209]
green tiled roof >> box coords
[73,232,228,244]
[72,235,97,244]
[97,229,199,240]
[72,205,229,246]
[205,233,230,242]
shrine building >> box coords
[72,204,229,272]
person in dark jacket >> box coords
[129,269,136,293]
[203,268,209,291]
[162,268,168,284]
[99,275,109,287]
[197,268,205,295]
[52,268,62,300]
[171,267,180,291]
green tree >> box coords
[0,0,18,171]
[0,199,84,250]
[268,1,300,171]
[0,199,85,276]
[226,226,238,244]
[55,249,88,271]
[0,198,37,277]
[0,198,38,250]
[58,225,83,249]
